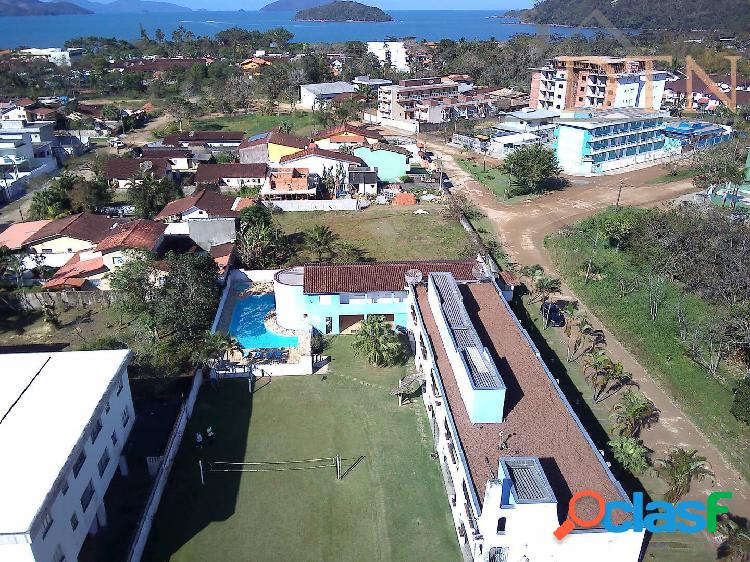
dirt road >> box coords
[433,144,750,519]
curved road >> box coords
[433,144,750,520]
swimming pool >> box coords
[228,293,299,349]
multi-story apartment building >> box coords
[407,272,645,561]
[554,108,676,176]
[530,57,667,112]
[0,350,135,562]
[377,77,496,129]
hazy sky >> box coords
[154,1,536,11]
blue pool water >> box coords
[229,293,298,349]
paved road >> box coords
[430,143,750,519]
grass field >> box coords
[274,204,472,262]
[545,229,750,484]
[194,111,319,138]
[143,336,460,562]
[513,297,717,562]
[456,158,517,201]
[646,167,699,185]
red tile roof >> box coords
[154,189,239,220]
[311,123,383,142]
[105,158,171,180]
[415,283,628,524]
[239,129,308,150]
[303,260,477,294]
[210,242,235,275]
[25,213,121,245]
[278,146,365,165]
[96,219,166,253]
[43,252,107,290]
[194,163,268,184]
[0,220,51,250]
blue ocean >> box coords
[0,10,594,48]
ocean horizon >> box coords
[0,10,595,49]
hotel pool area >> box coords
[228,293,299,349]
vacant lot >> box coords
[456,158,516,201]
[143,336,460,562]
[194,111,319,137]
[275,203,472,262]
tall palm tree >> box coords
[351,315,403,367]
[610,389,659,438]
[717,516,750,561]
[655,447,714,504]
[594,361,635,403]
[583,348,610,381]
[534,275,561,303]
[306,225,339,262]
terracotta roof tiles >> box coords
[96,219,166,253]
[25,213,121,245]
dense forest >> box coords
[294,1,392,22]
[509,0,750,33]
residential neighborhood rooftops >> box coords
[301,260,478,294]
[267,167,312,194]
[278,146,365,165]
[164,130,245,146]
[138,147,194,159]
[239,129,308,150]
[25,213,121,245]
[0,350,131,534]
[96,219,166,253]
[311,123,383,142]
[194,163,268,183]
[43,253,107,290]
[0,219,51,250]
[154,189,240,220]
[105,157,172,180]
[414,282,628,523]
[506,108,559,120]
[301,81,357,95]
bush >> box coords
[311,333,327,354]
[731,378,750,425]
[400,174,414,183]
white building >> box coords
[367,42,410,72]
[299,82,357,110]
[17,48,84,67]
[408,273,645,561]
[495,107,559,143]
[0,350,135,562]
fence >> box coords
[265,199,368,212]
[4,289,120,311]
[125,368,203,562]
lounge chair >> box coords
[273,350,283,361]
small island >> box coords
[294,1,393,22]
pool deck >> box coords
[215,284,241,336]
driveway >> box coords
[433,144,750,519]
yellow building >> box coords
[239,129,309,165]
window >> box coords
[72,451,86,478]
[121,407,130,427]
[42,248,52,254]
[40,512,53,539]
[497,517,507,533]
[116,375,124,395]
[61,477,69,495]
[111,431,118,447]
[90,418,103,443]
[104,400,110,415]
[112,256,124,265]
[98,448,110,477]
[80,481,95,512]
[70,513,79,531]
[52,545,65,562]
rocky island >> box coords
[294,1,393,22]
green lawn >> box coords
[545,229,750,484]
[274,204,472,262]
[193,111,319,137]
[646,167,700,185]
[143,336,460,562]
[513,297,717,562]
[456,158,517,201]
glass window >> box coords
[61,477,68,496]
[80,481,95,512]
[40,512,53,539]
[98,449,110,477]
[70,513,79,531]
[121,407,130,427]
[90,418,103,443]
[111,431,118,446]
[116,376,124,395]
[72,451,86,478]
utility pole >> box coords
[616,179,625,208]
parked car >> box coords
[540,302,565,327]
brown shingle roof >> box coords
[279,146,365,165]
[194,163,268,184]
[105,158,171,180]
[154,189,239,220]
[96,219,166,253]
[303,260,477,294]
[414,283,628,525]
[26,213,120,245]
[311,123,383,142]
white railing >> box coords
[125,368,202,562]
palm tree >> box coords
[356,83,375,103]
[717,516,750,561]
[533,275,561,304]
[594,361,635,403]
[351,315,403,367]
[610,389,659,437]
[306,225,339,262]
[655,447,714,504]
[583,348,610,381]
